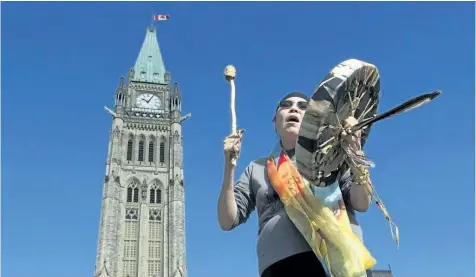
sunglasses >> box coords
[278,99,308,111]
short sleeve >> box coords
[230,163,256,229]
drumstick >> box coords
[224,65,237,134]
[224,65,240,166]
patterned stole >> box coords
[267,143,375,277]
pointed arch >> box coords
[126,134,134,162]
[149,179,163,204]
[126,179,140,203]
[148,135,155,163]
[138,135,145,162]
[159,136,166,164]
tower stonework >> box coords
[94,26,189,277]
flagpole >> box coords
[150,10,155,30]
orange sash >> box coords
[267,152,376,277]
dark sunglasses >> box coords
[278,100,308,111]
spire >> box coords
[132,26,166,84]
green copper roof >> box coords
[132,27,166,84]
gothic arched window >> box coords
[138,140,144,162]
[159,141,165,163]
[148,141,154,163]
[127,181,139,203]
[127,139,133,161]
[149,183,162,204]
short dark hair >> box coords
[275,91,310,111]
[273,91,310,122]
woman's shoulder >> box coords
[247,156,269,169]
[238,156,269,178]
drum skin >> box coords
[296,59,381,185]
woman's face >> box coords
[274,96,308,141]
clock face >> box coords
[135,93,161,109]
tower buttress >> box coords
[168,113,186,277]
[114,76,126,116]
[170,82,182,122]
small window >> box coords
[127,140,133,161]
[156,189,162,204]
[133,187,139,203]
[159,142,165,163]
[138,140,144,162]
[127,187,133,202]
[148,142,154,163]
[150,188,155,204]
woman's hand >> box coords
[223,130,244,167]
[340,116,372,212]
[219,130,245,231]
[340,116,362,153]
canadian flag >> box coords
[153,14,170,21]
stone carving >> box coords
[164,72,171,83]
[125,208,138,220]
[141,178,148,200]
[131,83,167,93]
[113,126,121,139]
[149,209,161,221]
[94,260,111,277]
[124,122,169,131]
[111,171,121,186]
[172,260,185,277]
[174,174,182,187]
[112,158,121,165]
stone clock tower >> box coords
[94,26,190,277]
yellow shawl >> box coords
[266,152,376,277]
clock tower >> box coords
[94,26,190,277]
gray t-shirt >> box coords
[229,156,364,275]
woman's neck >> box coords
[280,139,295,154]
[280,138,296,152]
[285,148,295,158]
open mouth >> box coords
[286,115,300,123]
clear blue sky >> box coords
[2,2,474,277]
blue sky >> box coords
[2,2,474,277]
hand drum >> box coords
[295,59,381,185]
